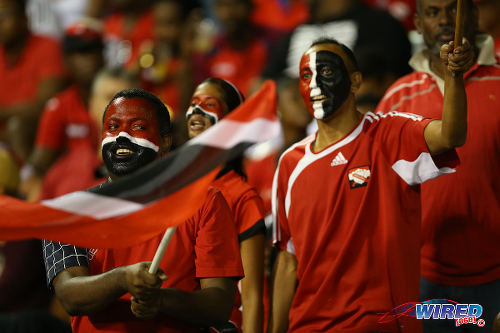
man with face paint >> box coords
[377,1,500,331]
[43,88,244,333]
[269,37,474,332]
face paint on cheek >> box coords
[185,105,219,125]
[101,134,159,177]
[101,132,159,152]
[300,50,352,120]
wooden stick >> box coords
[149,227,177,274]
[454,0,465,47]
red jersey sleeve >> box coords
[35,97,66,150]
[195,188,244,278]
[233,189,266,241]
[372,111,459,185]
[272,152,295,254]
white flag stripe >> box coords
[188,118,280,150]
[42,191,144,220]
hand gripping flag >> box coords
[0,81,279,248]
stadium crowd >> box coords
[0,0,498,332]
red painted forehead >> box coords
[190,93,226,119]
[102,97,161,144]
[104,97,158,122]
[300,52,311,71]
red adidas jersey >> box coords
[273,112,458,332]
[72,188,244,333]
[377,57,500,286]
[35,85,98,152]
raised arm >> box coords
[424,39,475,155]
[267,250,298,333]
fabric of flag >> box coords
[0,80,279,248]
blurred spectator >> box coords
[251,0,309,33]
[195,0,282,95]
[361,0,416,30]
[262,0,412,96]
[101,0,154,68]
[138,0,202,117]
[20,20,104,201]
[474,0,500,58]
[0,147,71,333]
[0,0,66,161]
[26,0,88,38]
[40,68,137,200]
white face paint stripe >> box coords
[186,105,220,123]
[308,51,325,119]
[101,132,160,152]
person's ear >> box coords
[160,134,172,156]
[350,71,363,94]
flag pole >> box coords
[149,227,177,274]
[454,0,465,48]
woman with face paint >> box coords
[187,78,266,333]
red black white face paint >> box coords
[101,97,162,176]
[299,50,351,120]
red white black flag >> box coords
[0,81,279,248]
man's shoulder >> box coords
[279,135,314,164]
[383,71,435,99]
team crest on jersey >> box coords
[348,166,371,189]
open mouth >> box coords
[311,95,328,103]
[115,147,134,157]
[188,115,208,131]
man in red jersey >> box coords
[377,0,500,331]
[0,0,65,160]
[43,88,243,332]
[269,36,473,332]
[20,20,104,201]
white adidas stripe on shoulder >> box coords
[272,134,315,244]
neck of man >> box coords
[312,96,361,152]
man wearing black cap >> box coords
[20,20,105,201]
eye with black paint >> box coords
[319,65,334,78]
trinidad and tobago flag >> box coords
[0,81,279,248]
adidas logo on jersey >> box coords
[331,152,348,166]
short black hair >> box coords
[309,37,360,72]
[201,77,245,113]
[103,88,171,136]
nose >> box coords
[116,133,132,144]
